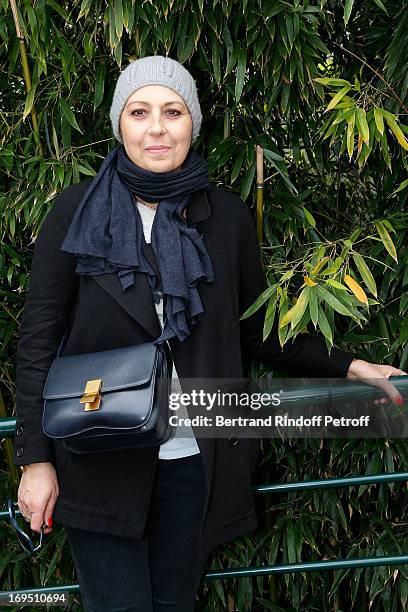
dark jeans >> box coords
[66,453,209,612]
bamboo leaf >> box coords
[76,163,96,177]
[372,0,388,12]
[344,0,355,25]
[23,87,36,120]
[317,304,333,345]
[279,303,296,328]
[304,276,317,287]
[374,108,384,136]
[78,0,93,20]
[309,287,318,327]
[303,207,316,227]
[384,115,408,151]
[263,149,284,162]
[231,148,245,184]
[211,31,221,85]
[59,99,83,134]
[312,256,330,275]
[392,178,408,194]
[51,122,60,159]
[375,221,398,262]
[381,130,391,169]
[263,297,277,342]
[343,274,368,304]
[46,0,70,21]
[355,107,369,144]
[325,85,351,112]
[287,522,296,564]
[315,78,351,87]
[346,111,356,158]
[352,253,377,297]
[317,285,356,318]
[94,64,105,110]
[114,0,123,40]
[235,49,247,103]
[239,284,277,320]
[241,159,256,201]
[278,297,289,347]
[291,287,310,329]
[326,279,348,290]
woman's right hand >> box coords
[17,462,59,534]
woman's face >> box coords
[119,85,193,173]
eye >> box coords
[130,109,181,117]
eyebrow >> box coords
[126,100,185,108]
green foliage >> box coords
[1,0,408,610]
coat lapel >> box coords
[91,189,213,340]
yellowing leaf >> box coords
[304,276,317,287]
[385,116,408,151]
[346,111,356,158]
[312,256,330,275]
[290,287,310,329]
[343,274,368,304]
[352,253,377,297]
[357,133,363,155]
[279,304,296,328]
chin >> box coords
[144,160,178,173]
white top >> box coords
[136,202,200,460]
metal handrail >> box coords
[1,416,408,590]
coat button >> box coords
[16,426,24,436]
[228,437,239,447]
[16,447,24,457]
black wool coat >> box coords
[13,181,354,558]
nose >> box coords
[147,111,166,135]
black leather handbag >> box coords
[42,334,174,454]
[42,244,175,454]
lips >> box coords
[146,146,171,151]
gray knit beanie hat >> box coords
[110,55,202,144]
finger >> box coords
[374,397,388,406]
[41,522,53,536]
[30,508,45,534]
[372,377,403,405]
[18,499,31,523]
[43,496,56,535]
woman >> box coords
[14,56,406,611]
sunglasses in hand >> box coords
[7,499,45,555]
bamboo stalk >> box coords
[223,89,230,139]
[256,145,264,244]
[9,0,43,155]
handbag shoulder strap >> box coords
[56,287,79,357]
[57,248,169,357]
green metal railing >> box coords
[2,409,408,597]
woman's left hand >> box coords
[346,359,408,405]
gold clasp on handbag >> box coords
[80,379,102,411]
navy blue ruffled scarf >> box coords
[60,144,214,345]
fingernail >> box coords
[47,517,53,527]
[394,397,404,406]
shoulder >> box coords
[42,180,92,233]
[207,186,256,232]
[51,180,92,219]
[207,186,245,210]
